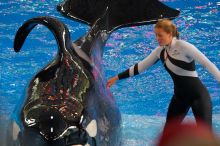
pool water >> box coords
[0,0,219,145]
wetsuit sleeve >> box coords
[187,44,220,81]
[118,48,160,80]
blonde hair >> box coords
[155,19,179,39]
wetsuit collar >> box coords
[164,37,177,51]
[171,37,177,48]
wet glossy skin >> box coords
[10,0,180,145]
[13,16,122,145]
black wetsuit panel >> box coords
[160,49,212,127]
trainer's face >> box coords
[155,28,172,46]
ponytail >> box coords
[171,23,179,39]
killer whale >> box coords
[7,0,180,146]
[9,16,121,146]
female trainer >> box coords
[106,19,220,129]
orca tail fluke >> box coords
[57,0,180,32]
[108,0,180,31]
[57,0,109,26]
[14,16,72,53]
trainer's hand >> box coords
[106,76,119,88]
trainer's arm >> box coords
[187,43,220,82]
[118,48,160,80]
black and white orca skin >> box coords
[57,0,180,32]
[10,16,121,146]
[8,0,180,146]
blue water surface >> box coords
[0,0,220,145]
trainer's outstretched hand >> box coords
[106,76,119,88]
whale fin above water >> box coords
[57,0,180,32]
[57,0,109,26]
[14,16,72,54]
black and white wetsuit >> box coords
[118,37,220,127]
